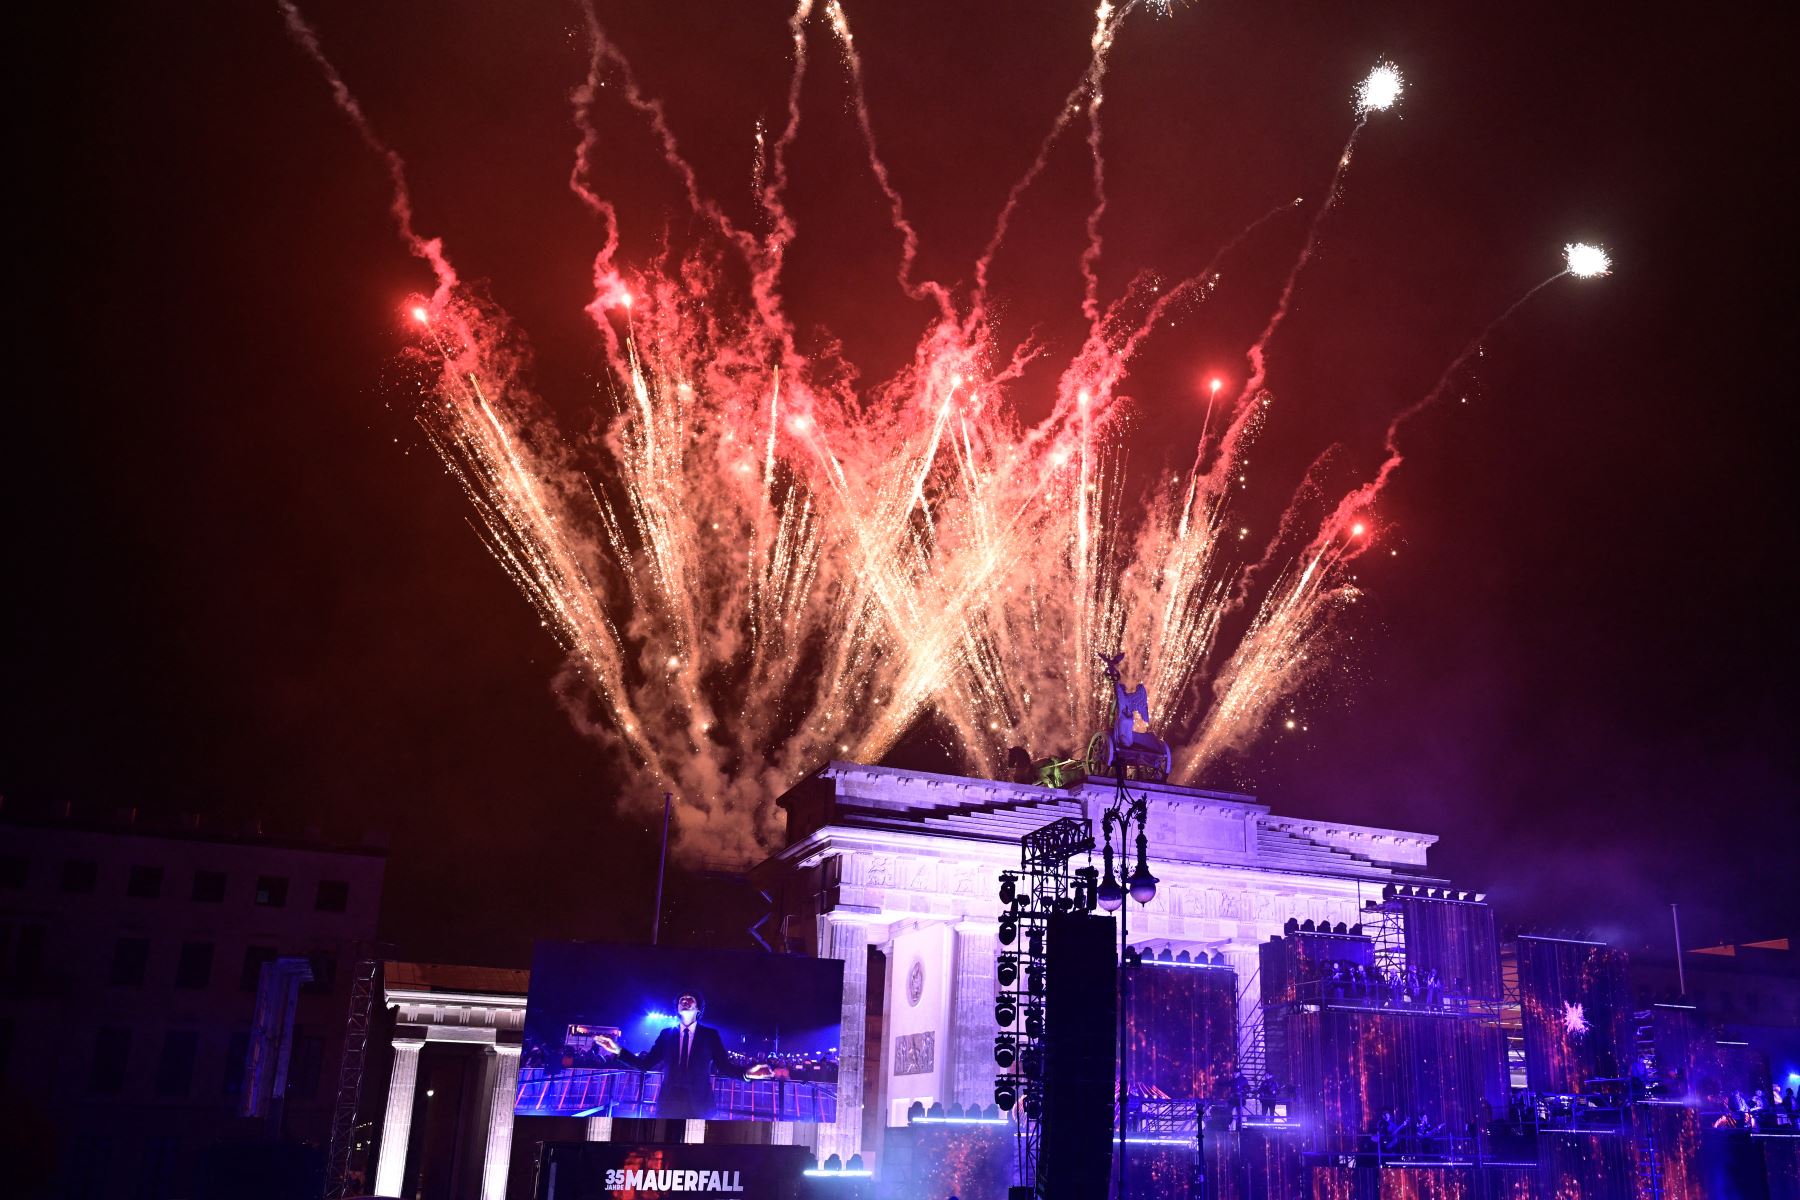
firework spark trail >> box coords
[1308,266,1577,549]
[970,0,1139,318]
[277,1,457,298]
[288,2,1600,860]
[824,1,954,318]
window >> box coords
[126,864,164,899]
[110,937,151,987]
[287,1034,324,1101]
[90,1026,131,1093]
[254,875,289,908]
[3,924,46,985]
[302,953,338,996]
[315,880,350,912]
[175,941,214,989]
[240,945,277,992]
[0,855,25,889]
[61,859,98,894]
[154,1031,198,1097]
[191,869,227,902]
[222,1031,249,1098]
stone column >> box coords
[821,917,870,1163]
[949,924,998,1109]
[480,1045,521,1200]
[373,1038,425,1198]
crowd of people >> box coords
[1368,1109,1455,1154]
[1711,1085,1800,1130]
[1309,959,1471,1009]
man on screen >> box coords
[594,992,773,1119]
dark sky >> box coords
[13,1,1796,966]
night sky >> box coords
[13,1,1795,966]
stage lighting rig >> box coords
[999,872,1018,904]
[994,1033,1017,1068]
[995,1076,1018,1110]
[995,996,1017,1027]
[997,952,1019,987]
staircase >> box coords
[1632,1102,1664,1199]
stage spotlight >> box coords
[1473,893,1486,903]
[1024,1005,1044,1037]
[823,1154,842,1172]
[1382,884,1396,900]
[926,1102,945,1119]
[1026,962,1045,996]
[1020,1046,1043,1078]
[985,1104,1000,1120]
[948,1103,964,1119]
[999,872,1017,905]
[1074,865,1098,911]
[907,1100,926,1123]
[994,1033,1017,1068]
[995,996,1017,1027]
[848,1155,864,1171]
[1026,926,1044,956]
[998,916,1018,945]
[1284,918,1299,934]
[1158,946,1174,962]
[1334,922,1348,935]
[995,1078,1017,1110]
[1176,950,1192,964]
[1301,919,1316,932]
[1211,951,1226,966]
[1022,1087,1042,1120]
[997,952,1019,987]
[1350,923,1363,936]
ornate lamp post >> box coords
[1100,764,1156,1199]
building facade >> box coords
[755,761,1443,1165]
[0,804,385,1198]
[364,761,1448,1194]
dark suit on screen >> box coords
[618,1023,744,1119]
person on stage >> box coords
[594,991,773,1119]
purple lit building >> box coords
[0,801,385,1198]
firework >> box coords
[1355,62,1404,115]
[284,3,1596,860]
[1564,242,1612,278]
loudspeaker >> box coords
[1039,912,1116,1199]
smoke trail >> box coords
[824,1,954,318]
[277,1,457,300]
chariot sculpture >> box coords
[1084,652,1173,782]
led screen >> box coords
[516,940,844,1122]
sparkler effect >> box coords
[1355,62,1404,115]
[284,3,1604,859]
[1564,242,1612,279]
